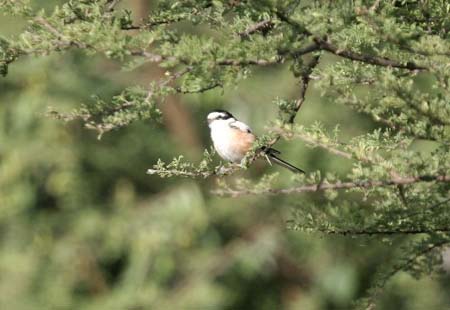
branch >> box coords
[289,43,321,58]
[399,197,450,220]
[263,55,320,152]
[105,0,121,12]
[129,50,171,62]
[238,19,274,38]
[175,81,222,94]
[274,11,312,37]
[369,0,382,13]
[274,126,398,167]
[313,37,427,71]
[121,3,213,30]
[365,240,449,310]
[318,227,450,236]
[385,241,449,279]
[11,18,317,75]
[217,58,282,66]
[142,66,192,102]
[121,17,185,30]
[275,11,427,71]
[279,129,352,160]
[128,19,316,68]
[130,50,283,67]
[288,55,320,123]
[214,174,450,196]
[146,164,241,178]
[34,17,88,49]
[146,168,212,178]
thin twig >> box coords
[289,55,320,123]
[263,55,320,152]
[144,66,193,102]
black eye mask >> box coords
[217,115,231,120]
[210,109,234,120]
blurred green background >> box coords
[1,1,449,309]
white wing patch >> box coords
[229,120,252,133]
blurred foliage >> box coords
[1,1,450,310]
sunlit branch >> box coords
[146,164,241,178]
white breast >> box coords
[209,119,245,163]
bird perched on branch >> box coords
[207,110,305,173]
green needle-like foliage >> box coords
[1,1,450,309]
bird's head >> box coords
[207,110,235,126]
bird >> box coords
[207,109,305,173]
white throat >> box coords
[209,118,235,145]
[209,118,243,163]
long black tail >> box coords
[266,152,305,174]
